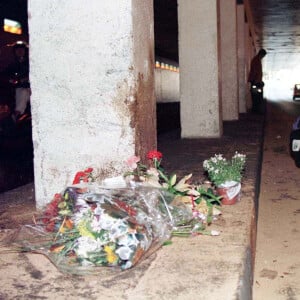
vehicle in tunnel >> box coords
[293,84,300,101]
[290,116,300,168]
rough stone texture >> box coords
[237,4,247,114]
[178,0,222,138]
[244,22,254,111]
[220,0,239,121]
[28,1,155,207]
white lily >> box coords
[187,189,200,197]
[144,177,162,188]
[212,206,222,216]
[142,170,162,188]
[147,167,160,177]
[173,173,193,192]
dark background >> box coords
[0,0,179,67]
[0,0,180,192]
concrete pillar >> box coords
[245,24,252,110]
[237,4,247,113]
[155,63,180,103]
[244,0,259,110]
[178,0,222,138]
[28,0,155,208]
[220,0,239,120]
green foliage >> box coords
[203,152,246,186]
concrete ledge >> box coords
[0,113,264,299]
[0,182,257,300]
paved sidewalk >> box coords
[0,112,265,300]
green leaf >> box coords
[163,240,173,246]
[158,169,169,183]
[169,174,177,186]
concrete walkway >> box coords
[0,113,264,300]
[253,103,300,299]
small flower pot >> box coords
[216,181,241,205]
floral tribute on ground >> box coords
[2,150,246,274]
[203,152,246,205]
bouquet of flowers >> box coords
[8,183,177,274]
[202,152,246,187]
[3,152,223,275]
[124,150,222,235]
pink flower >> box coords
[126,156,140,169]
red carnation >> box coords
[84,168,93,173]
[72,168,94,184]
[72,171,86,184]
[147,150,163,160]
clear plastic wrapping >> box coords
[6,185,194,274]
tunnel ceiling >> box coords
[155,0,300,76]
[248,0,300,75]
[1,0,300,76]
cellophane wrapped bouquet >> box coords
[8,184,181,274]
[4,150,222,274]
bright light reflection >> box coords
[3,18,22,35]
[264,68,300,102]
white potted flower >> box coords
[203,152,246,205]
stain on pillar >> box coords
[134,71,156,163]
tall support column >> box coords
[237,3,247,113]
[244,0,258,111]
[28,0,155,207]
[178,0,222,138]
[245,24,252,110]
[220,0,239,120]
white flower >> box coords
[187,189,200,197]
[72,208,91,225]
[115,246,133,260]
[118,233,139,248]
[91,216,102,232]
[139,168,162,188]
[147,167,159,177]
[109,219,129,240]
[143,177,162,188]
[98,214,117,230]
[75,236,102,258]
[174,173,192,192]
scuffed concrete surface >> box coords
[253,103,300,299]
[0,185,255,300]
[0,113,264,299]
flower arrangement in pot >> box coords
[203,152,246,205]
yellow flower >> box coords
[77,220,95,239]
[104,245,118,264]
[195,199,209,215]
[171,195,193,212]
